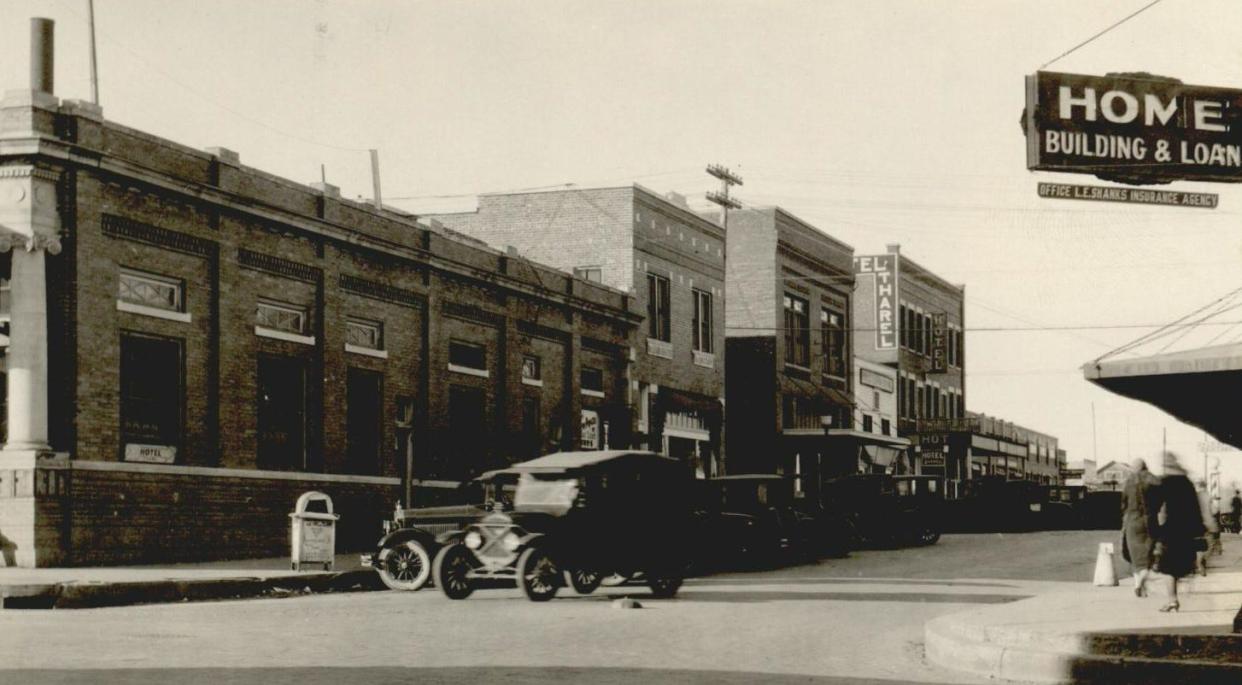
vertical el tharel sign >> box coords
[853,255,898,350]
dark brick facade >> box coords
[0,94,639,566]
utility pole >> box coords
[705,164,743,229]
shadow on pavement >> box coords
[0,667,976,685]
[676,590,1028,604]
[685,577,1019,589]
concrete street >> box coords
[0,531,1130,684]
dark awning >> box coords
[1084,342,1242,450]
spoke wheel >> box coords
[518,547,560,602]
[646,568,683,599]
[432,544,475,600]
[377,540,432,591]
[918,526,941,546]
[565,568,603,595]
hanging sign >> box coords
[930,313,948,373]
[1025,71,1242,184]
[853,255,898,350]
[1037,182,1218,208]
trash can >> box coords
[290,491,339,571]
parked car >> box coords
[1080,490,1122,529]
[949,476,1043,532]
[361,472,515,591]
[825,474,943,547]
[1040,485,1088,529]
[432,450,694,601]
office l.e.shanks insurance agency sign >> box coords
[1025,71,1242,184]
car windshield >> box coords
[513,473,579,513]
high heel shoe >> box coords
[1158,601,1179,613]
[1134,584,1147,598]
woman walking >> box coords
[1153,454,1207,612]
[1120,457,1160,596]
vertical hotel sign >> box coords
[854,255,898,350]
[930,312,948,373]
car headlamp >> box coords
[502,532,521,552]
[464,531,483,549]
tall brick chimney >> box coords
[30,18,54,95]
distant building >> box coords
[1096,460,1133,491]
[963,412,1064,485]
[852,245,966,495]
[1064,457,1096,487]
[425,186,726,477]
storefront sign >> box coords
[930,313,948,373]
[124,443,176,464]
[1026,71,1242,184]
[580,410,599,450]
[922,452,946,468]
[853,255,898,350]
[1037,182,1217,208]
[859,368,895,393]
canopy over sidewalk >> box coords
[1084,285,1242,450]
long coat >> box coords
[1120,469,1160,570]
[1155,474,1207,579]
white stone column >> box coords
[0,165,61,454]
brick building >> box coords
[0,31,639,566]
[724,207,880,505]
[852,244,967,495]
[426,186,726,476]
[964,412,1063,485]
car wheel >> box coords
[647,572,683,599]
[565,568,603,595]
[432,543,475,600]
[518,547,560,602]
[376,539,432,591]
[918,525,941,546]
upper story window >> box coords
[522,355,541,382]
[574,266,603,283]
[784,294,809,368]
[922,313,932,356]
[692,288,712,354]
[646,272,671,343]
[821,307,846,378]
[449,340,487,371]
[257,300,307,335]
[898,303,908,349]
[120,268,184,312]
[346,318,383,351]
[581,366,605,397]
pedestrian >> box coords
[1151,454,1206,613]
[1194,479,1219,576]
[1231,490,1242,534]
[1119,457,1160,597]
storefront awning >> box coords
[1084,342,1242,450]
[826,428,911,449]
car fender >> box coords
[434,529,467,547]
[377,527,438,553]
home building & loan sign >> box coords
[1025,71,1242,184]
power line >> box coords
[725,319,1242,334]
[1040,0,1167,70]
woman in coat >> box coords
[1120,457,1160,596]
[1154,455,1206,612]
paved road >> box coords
[1,531,1118,685]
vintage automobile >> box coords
[694,474,848,568]
[825,474,943,547]
[431,450,694,601]
[361,473,515,591]
[1040,484,1088,529]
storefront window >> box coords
[120,333,183,460]
[784,294,810,367]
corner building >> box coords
[852,244,967,496]
[0,77,638,566]
[426,187,726,476]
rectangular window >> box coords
[915,384,924,419]
[784,294,810,367]
[923,314,932,356]
[692,288,713,353]
[522,396,541,458]
[345,318,383,351]
[448,340,487,371]
[821,307,846,377]
[257,300,307,335]
[899,303,908,349]
[881,418,891,436]
[120,333,183,454]
[862,414,873,433]
[574,266,602,283]
[521,355,541,383]
[120,269,184,312]
[448,385,487,479]
[257,354,307,471]
[346,367,383,475]
[581,366,605,397]
[646,273,671,342]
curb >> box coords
[1,569,383,609]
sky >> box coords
[3,0,1242,485]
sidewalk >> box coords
[0,553,380,609]
[926,535,1242,684]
